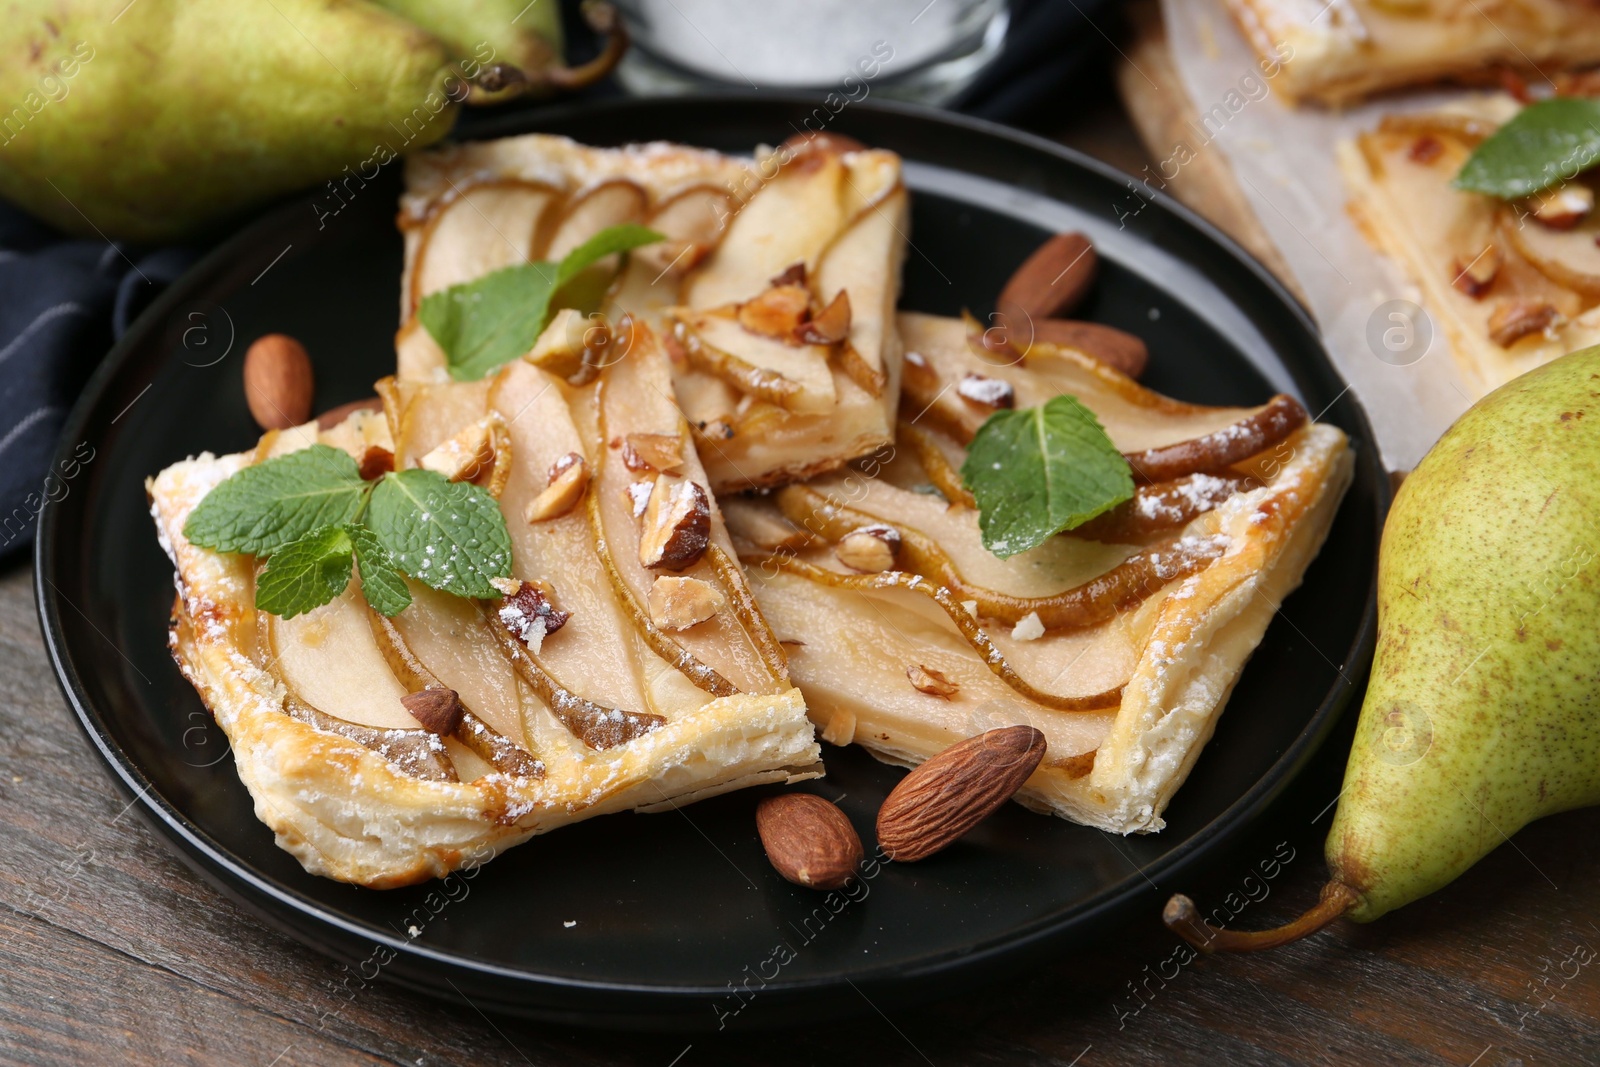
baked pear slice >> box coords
[151,327,819,888]
[397,132,907,492]
[723,312,1352,835]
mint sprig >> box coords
[959,395,1134,559]
[348,523,412,617]
[183,447,509,618]
[255,525,359,620]
[183,445,367,555]
[366,469,512,600]
[1454,97,1600,199]
[419,223,663,382]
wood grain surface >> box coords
[8,545,1600,1066]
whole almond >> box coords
[998,231,1097,322]
[876,725,1047,862]
[989,319,1149,380]
[756,794,863,890]
[244,334,314,430]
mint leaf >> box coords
[254,526,355,619]
[421,262,560,382]
[1454,98,1600,199]
[960,395,1134,559]
[366,469,512,599]
[556,223,664,288]
[420,224,663,382]
[348,523,411,617]
[184,445,368,555]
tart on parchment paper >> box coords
[396,132,907,494]
[1340,95,1600,397]
[724,313,1352,835]
[1228,0,1600,105]
[151,329,820,888]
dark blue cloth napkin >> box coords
[0,204,194,557]
[0,0,1120,559]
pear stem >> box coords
[553,1,630,90]
[474,1,629,97]
[1163,881,1359,953]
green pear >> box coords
[0,0,465,242]
[368,0,563,102]
[1166,345,1600,950]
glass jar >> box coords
[610,0,1009,104]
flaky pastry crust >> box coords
[737,313,1352,834]
[1230,0,1600,105]
[397,132,906,494]
[1339,96,1600,397]
[151,441,819,889]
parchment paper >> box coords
[1161,0,1483,471]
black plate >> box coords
[36,97,1387,1030]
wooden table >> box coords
[9,565,1600,1066]
[9,26,1600,1067]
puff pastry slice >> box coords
[396,132,908,493]
[722,313,1353,834]
[152,329,820,888]
[1229,0,1600,105]
[1340,96,1600,397]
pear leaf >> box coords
[1454,97,1600,199]
[959,395,1134,559]
[420,224,663,381]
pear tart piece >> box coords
[1228,0,1600,105]
[1342,95,1600,397]
[396,132,908,492]
[151,327,819,888]
[723,313,1353,834]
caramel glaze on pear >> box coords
[1167,346,1600,951]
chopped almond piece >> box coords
[400,688,464,736]
[495,580,570,654]
[625,480,654,518]
[1011,612,1046,641]
[1451,245,1501,299]
[639,475,711,571]
[835,524,900,573]
[358,445,394,480]
[795,290,852,345]
[419,417,496,482]
[620,432,684,474]
[526,453,589,522]
[1408,135,1443,164]
[1526,184,1594,230]
[770,262,808,287]
[695,419,735,442]
[738,284,812,340]
[957,373,1016,410]
[906,664,958,699]
[901,349,937,392]
[527,308,611,378]
[648,576,726,631]
[1488,300,1561,347]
